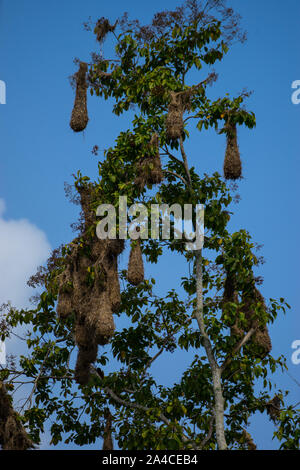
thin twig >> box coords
[164,170,188,186]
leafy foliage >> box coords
[0,0,298,451]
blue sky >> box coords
[0,0,299,449]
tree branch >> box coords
[162,146,185,167]
[194,251,227,449]
[220,327,256,374]
[198,414,215,450]
[178,137,228,450]
[21,343,53,411]
[179,136,192,187]
[164,170,188,186]
[103,385,197,449]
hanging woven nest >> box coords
[242,287,272,357]
[166,91,185,140]
[74,315,94,348]
[127,239,144,286]
[135,133,163,190]
[107,238,125,257]
[0,382,34,450]
[78,184,95,231]
[86,290,115,345]
[70,62,89,132]
[165,80,207,141]
[61,238,122,384]
[74,342,98,386]
[222,272,244,337]
[56,264,73,319]
[266,395,281,422]
[55,184,126,385]
[242,429,257,450]
[106,256,122,313]
[102,409,113,450]
[94,18,117,43]
[223,122,242,180]
[222,272,237,304]
[222,272,272,357]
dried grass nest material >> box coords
[94,18,117,43]
[55,184,125,385]
[56,238,125,385]
[242,429,257,450]
[127,239,144,286]
[57,238,124,332]
[223,122,242,180]
[70,62,89,132]
[221,272,244,337]
[165,76,215,141]
[222,274,272,357]
[74,342,98,386]
[78,184,95,231]
[135,133,164,190]
[56,263,73,319]
[242,288,272,357]
[0,381,34,450]
[102,409,113,450]
[166,91,185,140]
[266,395,281,422]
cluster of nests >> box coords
[69,54,241,181]
[222,272,272,358]
[0,381,33,450]
[163,82,242,181]
[56,187,145,386]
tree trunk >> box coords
[194,251,227,450]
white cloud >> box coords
[0,198,51,308]
[0,199,52,418]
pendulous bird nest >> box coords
[70,62,89,132]
[135,133,164,190]
[102,409,114,450]
[127,238,144,286]
[223,122,242,180]
[165,77,215,141]
[166,91,186,140]
[222,273,272,358]
[242,429,257,450]
[94,18,117,43]
[266,395,281,422]
[0,382,34,450]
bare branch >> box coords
[179,136,192,187]
[220,327,256,374]
[198,414,215,450]
[164,170,188,186]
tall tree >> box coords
[0,1,298,450]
